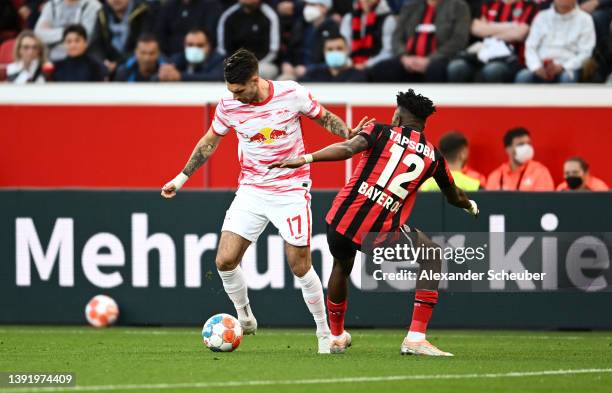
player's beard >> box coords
[240,89,259,104]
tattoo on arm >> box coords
[315,110,349,139]
[182,139,217,176]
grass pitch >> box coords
[1,327,611,393]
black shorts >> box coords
[326,225,359,260]
[326,224,416,261]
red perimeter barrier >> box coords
[1,86,610,189]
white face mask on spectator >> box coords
[514,143,534,164]
[303,5,322,23]
[185,47,205,64]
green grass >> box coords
[1,327,612,393]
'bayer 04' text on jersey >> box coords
[326,123,455,245]
[211,80,322,193]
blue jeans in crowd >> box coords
[514,68,581,83]
[447,58,518,83]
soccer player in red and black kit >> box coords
[269,90,479,356]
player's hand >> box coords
[161,173,188,199]
[463,200,479,218]
[161,182,178,199]
[349,116,376,138]
[268,157,306,169]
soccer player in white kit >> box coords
[161,49,373,353]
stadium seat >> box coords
[0,38,16,81]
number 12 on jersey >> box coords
[376,143,425,199]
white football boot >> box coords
[239,316,257,335]
[330,331,352,354]
[400,338,453,356]
[317,332,331,354]
[238,305,258,335]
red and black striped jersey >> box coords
[326,123,454,245]
[480,0,537,24]
[405,4,437,57]
[478,0,538,63]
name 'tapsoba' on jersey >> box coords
[326,123,455,245]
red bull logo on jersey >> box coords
[249,128,288,144]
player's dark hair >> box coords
[224,49,259,84]
[137,32,159,45]
[566,156,589,172]
[396,89,436,122]
[63,24,87,41]
[439,131,468,161]
[503,127,530,147]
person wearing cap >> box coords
[556,157,608,191]
[486,127,554,191]
[420,131,483,191]
[279,0,340,80]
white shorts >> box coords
[221,184,312,247]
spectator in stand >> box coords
[52,24,106,81]
[217,0,280,78]
[515,0,595,83]
[0,0,20,43]
[156,0,221,57]
[276,0,297,73]
[35,0,102,62]
[6,30,48,83]
[386,0,406,13]
[447,0,538,83]
[17,1,46,30]
[557,156,608,191]
[580,0,612,81]
[420,131,484,191]
[332,0,353,20]
[299,33,367,81]
[486,127,554,191]
[157,28,223,81]
[279,0,339,80]
[90,0,153,76]
[339,0,396,71]
[369,0,471,82]
[114,33,163,81]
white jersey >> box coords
[211,80,322,193]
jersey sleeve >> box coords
[294,83,322,119]
[357,123,379,149]
[211,101,232,136]
[432,149,455,189]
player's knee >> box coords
[215,254,240,271]
[290,260,311,277]
[333,258,354,277]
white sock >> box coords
[407,331,426,342]
[218,266,253,320]
[296,267,330,335]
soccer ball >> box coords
[85,295,119,328]
[201,313,243,352]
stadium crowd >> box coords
[1,0,611,83]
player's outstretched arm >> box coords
[268,135,370,169]
[440,185,479,217]
[161,128,222,199]
[315,107,375,139]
